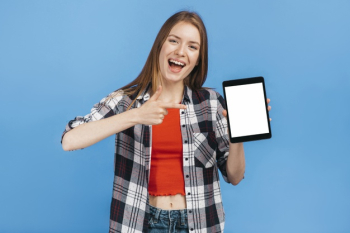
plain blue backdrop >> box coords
[1,1,349,232]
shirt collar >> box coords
[136,82,151,101]
[182,85,191,103]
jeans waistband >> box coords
[149,204,187,225]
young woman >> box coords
[62,11,270,233]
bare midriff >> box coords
[149,194,187,210]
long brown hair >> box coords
[111,11,208,109]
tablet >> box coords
[222,76,272,143]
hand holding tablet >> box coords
[222,76,272,143]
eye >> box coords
[169,39,178,43]
[189,45,198,50]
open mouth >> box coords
[168,59,186,72]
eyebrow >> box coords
[168,34,200,46]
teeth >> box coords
[169,59,185,66]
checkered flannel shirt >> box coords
[62,84,232,233]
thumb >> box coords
[222,109,227,117]
[150,85,162,101]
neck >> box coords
[158,80,184,104]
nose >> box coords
[175,44,185,56]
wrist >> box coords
[229,142,244,154]
[129,108,141,125]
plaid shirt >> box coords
[62,84,232,233]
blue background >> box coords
[1,1,349,232]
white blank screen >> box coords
[225,83,269,138]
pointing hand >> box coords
[136,85,187,125]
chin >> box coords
[160,72,182,83]
[163,77,184,84]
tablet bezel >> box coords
[222,76,272,143]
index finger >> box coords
[150,85,162,101]
[160,102,187,109]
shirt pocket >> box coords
[193,132,217,168]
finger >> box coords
[269,118,272,121]
[160,103,187,109]
[158,108,168,115]
[268,106,271,111]
[150,85,162,101]
[222,110,227,117]
[155,118,163,125]
[266,98,270,104]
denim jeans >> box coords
[148,204,189,233]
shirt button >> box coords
[181,111,184,114]
[186,175,189,178]
[182,124,185,127]
[184,140,188,143]
[187,192,191,195]
[189,210,192,213]
[191,228,194,231]
[185,158,188,161]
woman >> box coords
[62,11,270,233]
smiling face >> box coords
[158,22,201,85]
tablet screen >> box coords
[224,82,269,138]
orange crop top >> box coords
[148,108,185,196]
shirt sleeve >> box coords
[61,90,124,145]
[215,92,231,183]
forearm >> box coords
[62,108,140,151]
[226,142,245,185]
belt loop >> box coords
[180,209,186,226]
[153,207,161,223]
